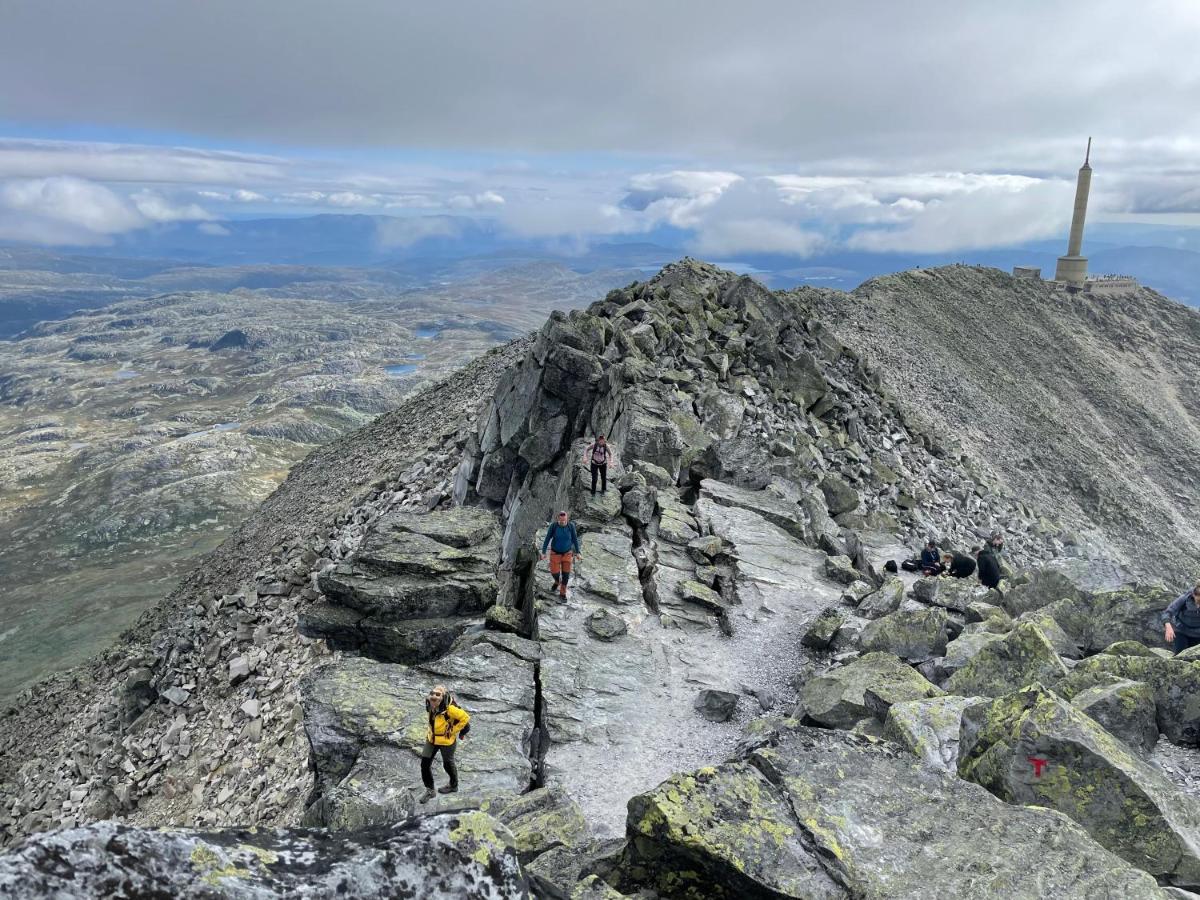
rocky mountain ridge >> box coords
[2,259,1198,898]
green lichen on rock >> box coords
[859,607,949,662]
[946,621,1067,698]
[1057,653,1200,745]
[801,606,847,649]
[482,787,589,864]
[624,762,843,899]
[800,652,943,729]
[447,810,517,868]
[746,724,1165,898]
[958,684,1200,883]
[1071,679,1159,754]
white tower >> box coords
[1054,138,1092,286]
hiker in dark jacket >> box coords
[1163,582,1200,653]
[920,541,941,575]
[945,551,976,579]
[540,511,581,599]
[977,546,1002,590]
[584,435,614,495]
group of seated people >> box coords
[902,533,1004,590]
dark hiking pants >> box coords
[1174,632,1200,654]
[590,462,607,493]
[421,741,457,789]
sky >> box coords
[0,0,1198,254]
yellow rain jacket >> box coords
[427,703,470,746]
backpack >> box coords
[590,442,608,464]
[443,691,471,739]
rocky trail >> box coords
[3,260,1200,898]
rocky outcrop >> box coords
[0,812,529,898]
[883,694,986,772]
[1058,653,1200,746]
[945,621,1068,697]
[959,685,1200,885]
[303,507,502,662]
[614,723,1167,898]
[1071,678,1159,754]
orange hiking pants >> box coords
[548,551,574,575]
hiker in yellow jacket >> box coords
[419,684,470,802]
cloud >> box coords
[374,215,463,248]
[448,190,505,209]
[0,1,1197,177]
[197,222,231,236]
[0,176,145,244]
[131,189,213,222]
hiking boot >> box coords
[438,784,458,795]
[418,788,436,803]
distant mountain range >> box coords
[2,213,1195,306]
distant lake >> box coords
[384,364,418,377]
[114,369,138,380]
[415,326,440,339]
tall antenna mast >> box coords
[1085,136,1091,166]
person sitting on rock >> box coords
[920,540,941,575]
[945,550,976,579]
[419,684,470,803]
[1162,582,1200,654]
[583,435,615,495]
[540,510,581,600]
[976,545,1002,590]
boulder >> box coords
[1071,679,1159,754]
[483,787,590,865]
[883,695,987,772]
[0,813,528,898]
[959,685,1200,885]
[1001,567,1086,617]
[694,689,740,723]
[856,577,904,620]
[965,600,1011,629]
[859,607,950,663]
[620,485,657,525]
[622,761,846,899]
[586,609,628,641]
[802,606,847,650]
[697,478,806,541]
[1089,586,1176,652]
[940,631,1004,679]
[799,652,943,729]
[1057,654,1200,745]
[915,577,979,613]
[945,622,1068,698]
[822,554,860,586]
[743,725,1165,898]
[819,474,859,517]
[1014,611,1082,659]
[1103,640,1169,658]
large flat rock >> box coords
[0,813,528,898]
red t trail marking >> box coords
[1028,757,1048,777]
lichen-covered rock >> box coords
[1070,679,1159,754]
[883,695,987,772]
[622,761,845,899]
[799,652,943,729]
[859,607,949,662]
[1103,640,1170,659]
[1088,586,1177,652]
[940,631,1004,679]
[855,576,904,620]
[801,606,847,650]
[959,684,1200,885]
[1057,654,1200,745]
[1015,611,1082,659]
[0,813,528,898]
[482,787,590,865]
[822,554,860,586]
[918,577,980,613]
[1002,567,1086,617]
[946,621,1068,698]
[966,600,1011,628]
[747,724,1166,899]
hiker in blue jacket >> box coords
[539,510,581,599]
[1163,582,1200,653]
